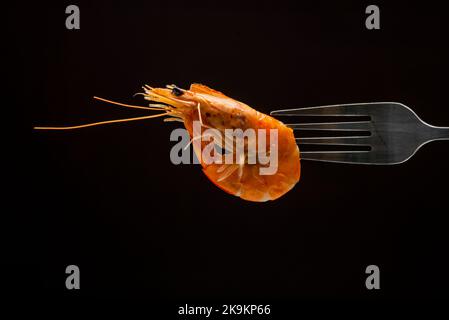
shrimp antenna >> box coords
[33,96,172,130]
[33,113,169,131]
[93,96,169,111]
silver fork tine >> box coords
[288,121,371,131]
[271,103,374,164]
[296,136,371,146]
[300,151,372,164]
[270,103,372,116]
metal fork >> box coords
[270,102,449,164]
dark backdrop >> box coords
[4,0,448,307]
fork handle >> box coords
[428,126,449,141]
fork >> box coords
[270,102,449,164]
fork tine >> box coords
[296,136,371,146]
[300,151,372,164]
[288,121,371,131]
[271,103,374,117]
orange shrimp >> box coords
[35,84,301,202]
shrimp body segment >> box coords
[146,84,300,202]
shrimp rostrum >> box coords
[35,84,301,202]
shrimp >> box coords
[35,84,301,202]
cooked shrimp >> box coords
[34,84,301,202]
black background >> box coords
[4,0,448,308]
